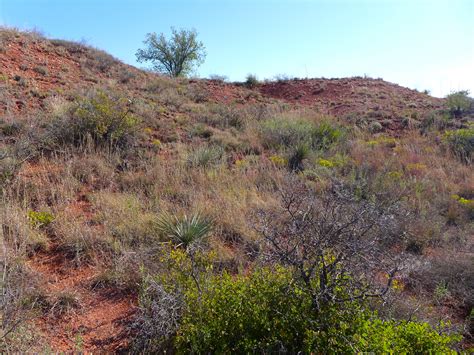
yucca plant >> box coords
[288,144,309,172]
[155,212,213,249]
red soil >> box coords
[1,30,455,351]
[28,250,135,352]
[258,78,444,128]
[22,179,136,352]
[195,79,266,105]
[1,30,446,135]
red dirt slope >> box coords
[259,78,444,129]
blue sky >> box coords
[1,0,473,97]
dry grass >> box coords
[0,28,472,350]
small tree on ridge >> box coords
[136,28,206,77]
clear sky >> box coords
[1,0,473,97]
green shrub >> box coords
[353,319,461,353]
[176,267,312,353]
[259,118,343,152]
[446,90,472,118]
[175,267,460,353]
[444,127,474,164]
[44,90,140,149]
[27,210,55,229]
[245,74,259,88]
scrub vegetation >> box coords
[0,28,473,352]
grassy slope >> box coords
[0,29,472,352]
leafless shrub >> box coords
[254,174,409,310]
[208,74,228,82]
[92,251,143,292]
[118,68,136,84]
[407,254,474,314]
[48,291,80,316]
[0,260,30,344]
[185,83,209,103]
[84,48,119,73]
[0,213,40,351]
[50,39,86,54]
[132,278,183,352]
[194,104,246,130]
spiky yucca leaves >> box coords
[288,143,309,172]
[155,213,213,249]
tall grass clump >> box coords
[444,127,473,164]
[186,145,224,168]
[259,117,343,152]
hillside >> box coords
[1,29,444,125]
[1,29,473,352]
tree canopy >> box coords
[136,28,206,77]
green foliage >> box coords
[318,158,335,168]
[353,319,461,353]
[136,28,206,77]
[446,90,472,118]
[287,143,309,171]
[259,118,343,152]
[176,267,312,353]
[27,210,55,229]
[174,267,460,353]
[244,74,259,88]
[155,212,213,249]
[45,90,139,149]
[443,127,474,164]
[189,123,212,138]
[186,145,224,168]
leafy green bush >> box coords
[175,267,460,353]
[444,127,474,164]
[446,90,472,118]
[176,268,313,353]
[27,210,55,229]
[44,90,140,149]
[346,318,461,353]
[259,118,343,152]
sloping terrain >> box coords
[0,29,150,115]
[1,29,472,352]
[259,78,444,130]
[1,28,444,130]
